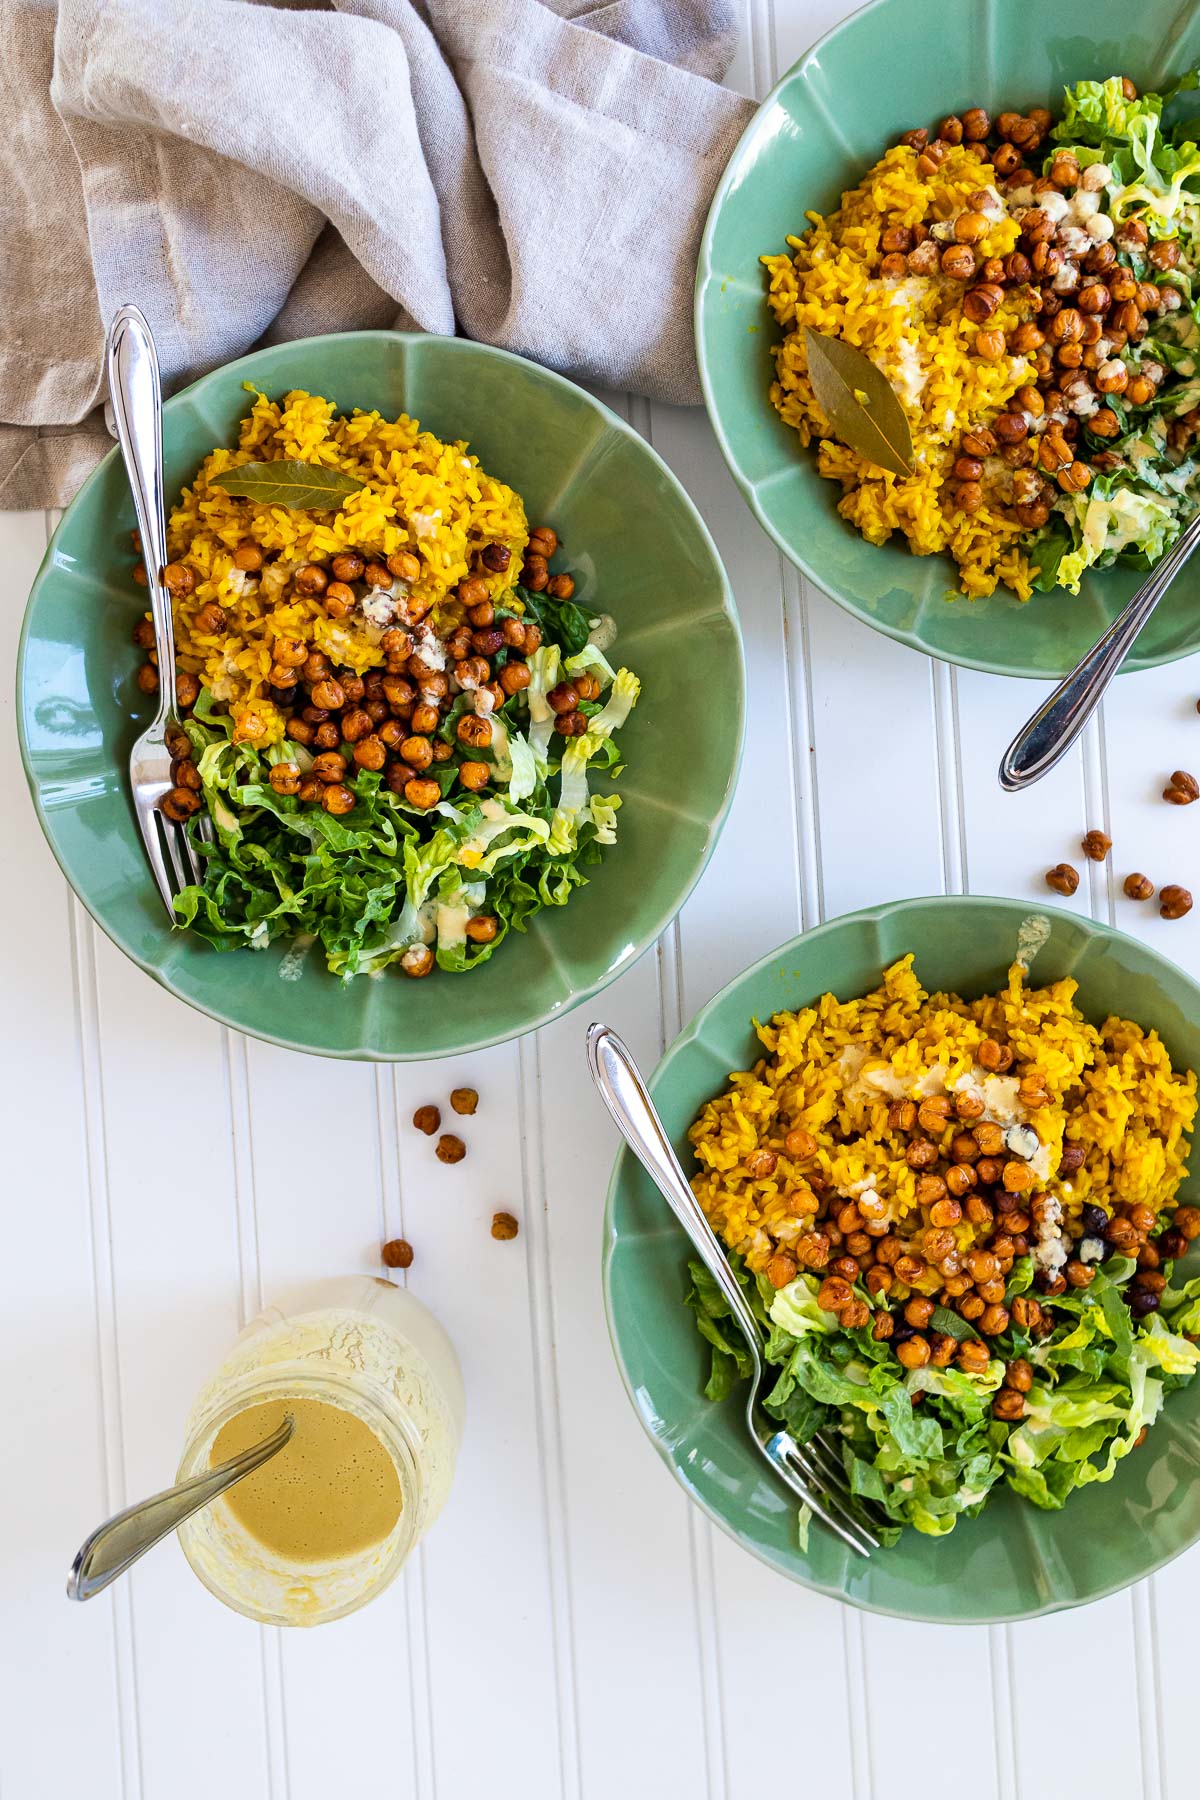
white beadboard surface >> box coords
[5,5,1200,1795]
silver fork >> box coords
[107,303,208,915]
[586,1024,881,1558]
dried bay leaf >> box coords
[803,327,915,479]
[210,460,366,510]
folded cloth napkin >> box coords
[0,0,754,511]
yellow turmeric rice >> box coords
[689,954,1196,1308]
[165,387,528,741]
[763,144,1038,599]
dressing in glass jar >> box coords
[176,1275,463,1625]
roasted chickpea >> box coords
[269,761,303,796]
[941,244,978,281]
[363,561,393,590]
[388,550,421,584]
[404,778,442,810]
[293,563,328,597]
[319,783,355,816]
[401,944,435,979]
[457,760,491,793]
[896,1335,931,1369]
[323,581,357,619]
[482,542,512,572]
[161,561,195,598]
[309,677,345,712]
[527,526,558,560]
[352,736,387,771]
[233,541,264,572]
[456,713,493,750]
[191,600,228,637]
[327,550,363,583]
[555,711,588,738]
[396,735,431,772]
[499,662,532,696]
[311,751,348,785]
[466,915,498,944]
[547,574,576,601]
[942,1170,975,1210]
[135,661,159,694]
[160,783,202,823]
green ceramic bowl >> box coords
[696,0,1200,678]
[604,895,1200,1622]
[18,332,743,1059]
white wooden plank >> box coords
[1011,1594,1144,1796]
[954,669,1093,907]
[86,932,274,1800]
[642,397,861,1797]
[533,962,716,1800]
[1101,666,1200,980]
[237,1040,421,1800]
[0,512,126,1800]
[385,1042,566,1800]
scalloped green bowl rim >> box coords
[18,330,745,1060]
[603,894,1200,1622]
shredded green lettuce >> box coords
[688,1254,1200,1542]
[172,561,640,983]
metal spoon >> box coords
[999,506,1200,791]
[67,1416,293,1601]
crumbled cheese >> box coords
[892,337,928,406]
[1041,190,1070,224]
[981,1073,1023,1124]
[1032,1195,1068,1277]
[260,561,293,600]
[1079,1235,1106,1264]
[1053,261,1080,293]
[1057,223,1094,259]
[1004,1123,1040,1161]
[361,587,400,628]
[410,508,442,540]
[474,686,496,717]
[412,622,447,670]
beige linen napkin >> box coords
[0,0,754,510]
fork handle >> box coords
[106,305,178,729]
[586,1024,766,1359]
[999,504,1200,791]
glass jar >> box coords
[176,1275,464,1626]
